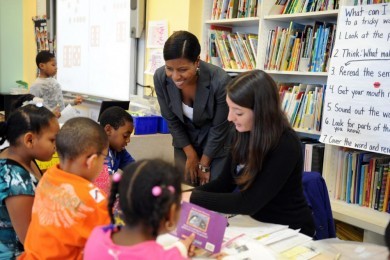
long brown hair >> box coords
[227,70,291,189]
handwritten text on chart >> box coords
[320,4,390,155]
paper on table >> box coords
[280,245,319,260]
[257,228,300,246]
[225,215,289,240]
[268,232,313,253]
[222,234,277,260]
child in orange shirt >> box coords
[20,117,110,260]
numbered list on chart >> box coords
[321,3,390,155]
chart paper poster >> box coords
[321,3,390,155]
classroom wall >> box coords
[0,0,37,92]
[0,0,23,92]
[23,0,38,87]
[144,0,204,93]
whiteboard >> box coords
[56,0,132,100]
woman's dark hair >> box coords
[163,30,201,62]
[108,159,182,237]
[0,104,56,146]
[99,106,133,130]
[227,70,291,189]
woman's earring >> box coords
[196,67,200,76]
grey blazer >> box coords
[154,60,232,159]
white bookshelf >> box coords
[330,199,390,235]
[201,0,389,242]
[205,17,260,27]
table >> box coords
[157,213,388,259]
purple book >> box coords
[171,201,227,253]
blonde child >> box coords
[84,159,195,259]
[20,117,110,259]
[0,103,59,259]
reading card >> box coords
[172,201,227,253]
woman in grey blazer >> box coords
[154,31,232,185]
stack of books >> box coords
[264,21,337,73]
[206,28,258,70]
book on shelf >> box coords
[226,0,239,19]
[280,22,305,71]
[264,20,336,73]
[326,145,390,212]
[383,172,390,212]
[206,28,258,70]
[211,0,258,20]
[298,24,314,72]
[378,167,388,210]
[171,201,227,253]
[236,32,257,69]
[278,0,333,14]
[300,139,325,175]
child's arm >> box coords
[5,195,34,244]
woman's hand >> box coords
[198,155,211,185]
[182,145,199,184]
[198,171,210,185]
[185,156,199,184]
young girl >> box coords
[84,159,195,259]
[0,103,59,258]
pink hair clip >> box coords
[152,186,162,197]
[112,172,121,183]
[167,185,175,194]
[152,185,175,197]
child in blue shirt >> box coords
[94,106,135,195]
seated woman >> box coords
[183,70,315,237]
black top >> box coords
[190,129,315,236]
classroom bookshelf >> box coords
[202,0,390,243]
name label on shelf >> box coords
[321,3,390,155]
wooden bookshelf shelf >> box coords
[330,199,390,235]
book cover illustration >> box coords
[171,201,227,253]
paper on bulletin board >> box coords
[147,20,168,48]
[145,49,164,75]
[320,4,390,155]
